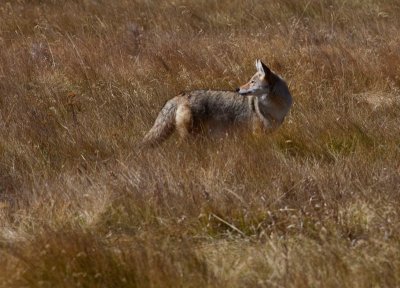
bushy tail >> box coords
[141,98,178,147]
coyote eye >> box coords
[251,80,255,83]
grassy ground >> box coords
[1,0,400,287]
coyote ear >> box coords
[260,60,272,76]
[256,59,272,76]
[255,59,264,74]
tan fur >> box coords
[175,97,192,139]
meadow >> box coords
[0,0,400,287]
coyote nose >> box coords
[235,88,240,92]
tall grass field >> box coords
[1,1,400,287]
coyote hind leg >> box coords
[175,101,193,140]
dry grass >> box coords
[1,0,400,287]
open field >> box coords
[1,0,400,287]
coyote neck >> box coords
[254,94,279,130]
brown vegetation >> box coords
[1,0,400,287]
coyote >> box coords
[142,59,292,146]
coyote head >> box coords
[236,59,276,96]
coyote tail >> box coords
[141,98,178,147]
